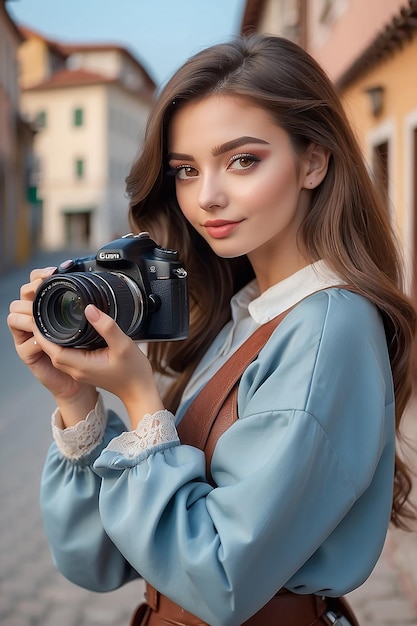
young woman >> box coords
[8,35,416,626]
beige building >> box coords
[0,1,34,272]
[18,29,156,251]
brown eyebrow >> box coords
[168,136,270,162]
[167,151,194,162]
[211,136,269,157]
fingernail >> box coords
[58,260,73,271]
[85,304,100,322]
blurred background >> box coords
[1,1,417,624]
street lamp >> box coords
[364,85,385,118]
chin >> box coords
[208,244,250,260]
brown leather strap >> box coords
[132,583,361,626]
[204,385,239,480]
[138,582,331,626]
[177,308,292,480]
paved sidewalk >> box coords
[347,531,417,625]
[391,400,417,602]
[347,398,417,625]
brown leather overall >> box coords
[131,309,360,626]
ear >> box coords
[301,143,330,189]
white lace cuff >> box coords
[52,393,107,460]
[105,410,178,459]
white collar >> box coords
[230,260,343,325]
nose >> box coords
[198,173,227,212]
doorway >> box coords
[63,210,92,248]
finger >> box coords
[8,316,44,361]
[7,302,37,348]
[9,299,33,315]
[7,309,35,336]
[20,278,47,301]
[20,267,57,302]
[22,334,46,361]
[29,267,57,282]
[84,304,128,351]
[8,301,53,356]
[30,332,91,382]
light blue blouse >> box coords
[40,276,395,626]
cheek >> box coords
[175,184,196,223]
[249,165,299,210]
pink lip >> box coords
[203,219,243,239]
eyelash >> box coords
[228,153,260,170]
[166,165,196,178]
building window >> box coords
[36,110,47,129]
[75,158,85,179]
[73,107,84,127]
[367,121,393,217]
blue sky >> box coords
[7,0,246,86]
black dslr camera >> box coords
[33,233,189,348]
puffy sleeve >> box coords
[41,289,395,626]
[40,410,140,590]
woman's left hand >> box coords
[33,304,164,429]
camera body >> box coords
[33,233,189,348]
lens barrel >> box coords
[33,271,144,348]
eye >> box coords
[228,153,260,171]
[170,165,199,180]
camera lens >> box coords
[57,291,84,329]
[33,272,145,348]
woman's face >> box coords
[168,94,314,288]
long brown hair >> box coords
[126,35,416,528]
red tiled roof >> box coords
[61,42,130,55]
[18,26,155,90]
[18,24,68,58]
[25,68,115,91]
[337,0,417,89]
[60,43,156,89]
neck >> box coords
[249,249,309,293]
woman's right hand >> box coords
[7,267,98,423]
